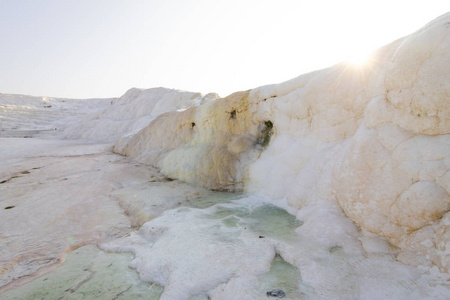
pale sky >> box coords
[0,0,448,99]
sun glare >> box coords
[344,50,374,67]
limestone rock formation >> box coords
[62,87,218,142]
[114,13,450,272]
[114,90,272,191]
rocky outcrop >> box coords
[114,90,272,191]
[63,87,218,142]
[114,13,450,272]
[248,13,450,272]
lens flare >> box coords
[344,50,374,67]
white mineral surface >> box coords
[1,12,449,300]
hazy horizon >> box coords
[1,0,448,99]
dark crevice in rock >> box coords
[259,120,274,147]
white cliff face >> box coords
[62,87,219,142]
[114,90,269,191]
[114,13,450,273]
[248,14,450,272]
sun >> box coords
[343,49,374,67]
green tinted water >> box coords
[1,246,163,300]
[2,193,305,299]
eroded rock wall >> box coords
[247,13,450,272]
[114,13,449,271]
[114,91,272,191]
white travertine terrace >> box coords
[114,13,450,272]
[1,12,449,300]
